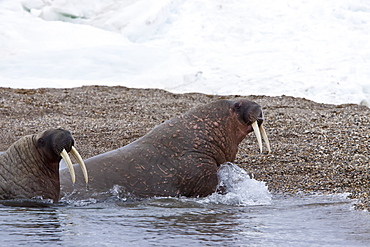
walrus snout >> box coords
[37,128,88,184]
[234,100,271,154]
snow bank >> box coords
[0,0,369,105]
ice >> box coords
[0,0,369,106]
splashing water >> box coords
[200,162,272,206]
[59,162,272,206]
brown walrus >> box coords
[0,128,88,202]
[60,99,270,200]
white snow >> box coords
[1,0,369,106]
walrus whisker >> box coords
[259,124,271,153]
[70,146,89,184]
[60,149,76,183]
[251,121,263,153]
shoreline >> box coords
[1,86,369,209]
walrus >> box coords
[60,99,270,200]
[0,128,88,202]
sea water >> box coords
[1,163,370,246]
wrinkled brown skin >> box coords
[0,128,75,201]
[61,99,264,199]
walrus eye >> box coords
[37,138,45,148]
[234,102,241,109]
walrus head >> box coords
[35,128,88,184]
[0,128,88,201]
[233,100,271,153]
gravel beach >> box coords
[1,86,369,209]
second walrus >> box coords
[61,99,270,199]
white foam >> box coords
[200,163,272,206]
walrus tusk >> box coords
[259,124,271,153]
[60,149,76,183]
[70,146,88,183]
[251,121,263,153]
